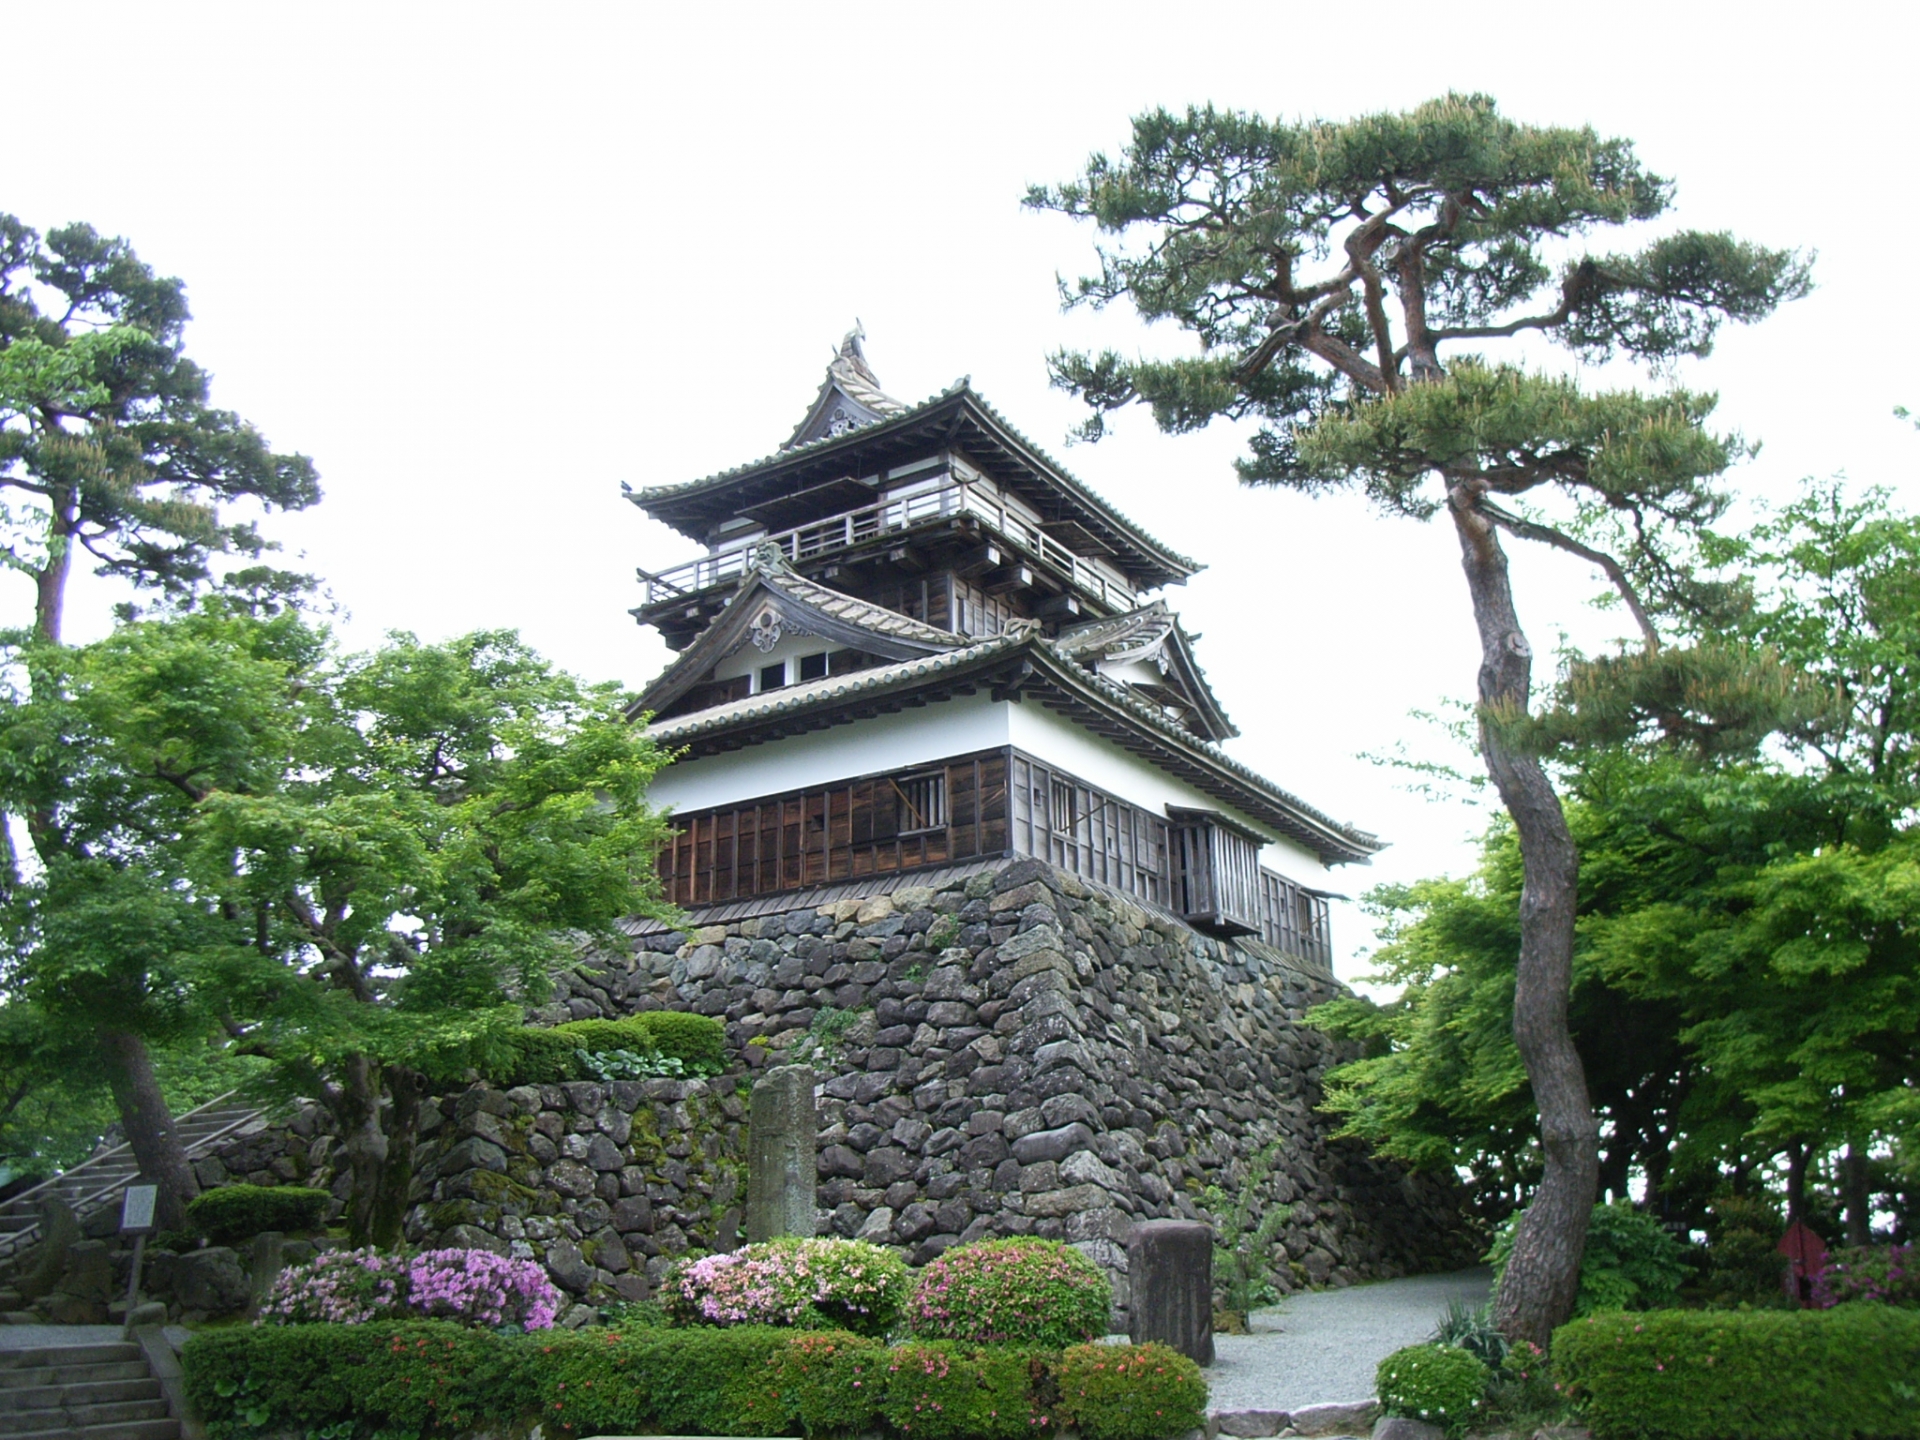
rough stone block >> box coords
[1371,1418,1444,1440]
[1214,1412,1288,1437]
[746,1063,818,1242]
[1288,1401,1380,1436]
[1127,1220,1213,1366]
[1011,1121,1095,1165]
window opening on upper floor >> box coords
[893,771,947,834]
[758,661,787,692]
[797,651,830,682]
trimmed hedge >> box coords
[1553,1306,1920,1440]
[481,1011,727,1085]
[183,1321,1206,1440]
[185,1184,331,1243]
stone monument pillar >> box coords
[1127,1218,1215,1366]
[746,1064,817,1243]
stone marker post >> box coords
[746,1064,817,1243]
[1127,1218,1214,1366]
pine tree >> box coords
[1029,94,1809,1342]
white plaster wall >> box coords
[1005,700,1336,886]
[710,626,841,686]
[647,691,1014,814]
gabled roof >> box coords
[783,325,910,449]
[627,355,1201,591]
[1056,600,1238,742]
[637,625,1382,866]
[630,543,963,718]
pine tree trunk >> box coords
[100,1027,201,1231]
[1451,489,1599,1348]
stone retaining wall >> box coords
[188,857,1475,1318]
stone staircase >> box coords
[0,1338,181,1440]
[0,1096,266,1266]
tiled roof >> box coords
[631,383,1199,581]
[1055,600,1177,659]
[642,628,1379,860]
[760,565,962,648]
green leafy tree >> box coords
[0,606,674,1240]
[1318,478,1920,1246]
[0,213,318,1220]
[1030,94,1807,1342]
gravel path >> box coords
[1206,1268,1493,1413]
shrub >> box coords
[1811,1243,1917,1308]
[258,1247,405,1325]
[1056,1342,1207,1440]
[185,1183,331,1243]
[878,1341,1045,1440]
[257,1246,558,1330]
[1430,1297,1508,1367]
[1703,1193,1788,1305]
[404,1248,560,1330]
[1553,1306,1920,1440]
[1489,1202,1689,1315]
[907,1238,1113,1347]
[765,1330,888,1437]
[481,1011,727,1085]
[665,1238,911,1336]
[1375,1343,1488,1439]
[1481,1339,1561,1429]
[186,1324,1212,1440]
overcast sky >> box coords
[5,2,1913,980]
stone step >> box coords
[0,1347,142,1374]
[0,1399,170,1435]
[9,1419,176,1440]
[0,1363,153,1390]
[8,1379,163,1411]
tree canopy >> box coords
[1032,93,1809,1342]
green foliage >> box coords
[1553,1307,1920,1440]
[1055,1342,1207,1440]
[1702,1194,1788,1305]
[1490,1203,1690,1315]
[185,1184,330,1243]
[665,1238,912,1337]
[476,1014,727,1086]
[1482,1338,1562,1429]
[0,607,677,1245]
[184,1324,1208,1440]
[1431,1298,1509,1367]
[0,213,319,640]
[1199,1141,1291,1311]
[877,1342,1046,1440]
[1375,1342,1489,1438]
[907,1238,1113,1347]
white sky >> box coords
[5,1,1915,982]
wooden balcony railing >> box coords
[638,480,1139,614]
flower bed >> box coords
[259,1246,559,1330]
[183,1322,1207,1440]
[1553,1306,1920,1440]
[663,1236,910,1336]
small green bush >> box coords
[185,1184,331,1243]
[766,1330,888,1437]
[1056,1342,1207,1440]
[907,1238,1113,1347]
[1554,1306,1920,1440]
[1489,1202,1689,1315]
[665,1238,912,1336]
[878,1342,1043,1440]
[1703,1193,1789,1305]
[1375,1342,1489,1439]
[479,1011,727,1085]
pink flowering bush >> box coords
[258,1247,403,1325]
[403,1248,561,1330]
[664,1238,910,1336]
[906,1238,1112,1347]
[258,1246,559,1330]
[1810,1243,1917,1308]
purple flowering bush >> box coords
[258,1246,559,1330]
[664,1238,910,1336]
[906,1238,1113,1347]
[1810,1243,1917,1308]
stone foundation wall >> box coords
[177,857,1474,1318]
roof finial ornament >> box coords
[833,320,883,390]
[747,539,790,576]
